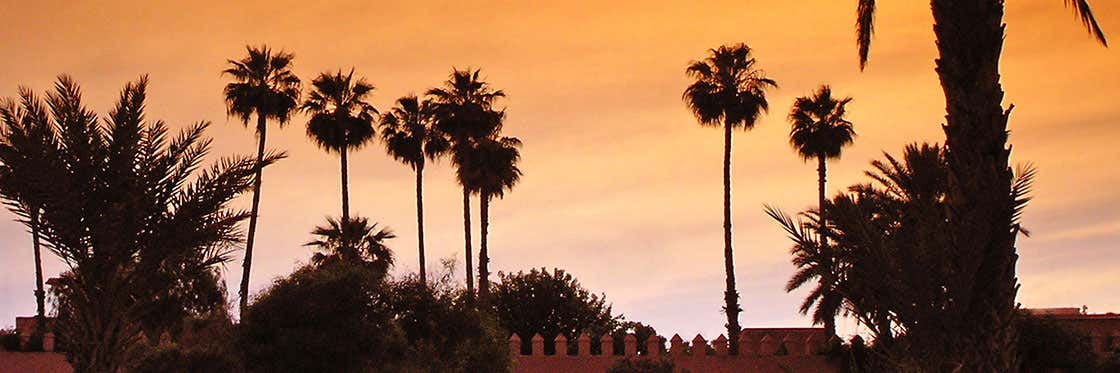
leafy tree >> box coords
[455,136,522,299]
[240,263,406,372]
[490,268,622,355]
[785,84,855,337]
[302,69,378,221]
[427,68,505,292]
[242,246,509,372]
[380,95,451,284]
[0,76,279,372]
[852,1,1107,369]
[222,45,301,314]
[384,278,511,372]
[682,43,776,353]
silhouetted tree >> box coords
[302,69,378,221]
[0,91,55,325]
[785,85,855,337]
[0,76,280,372]
[222,45,301,314]
[427,68,505,293]
[769,143,1037,370]
[240,263,405,372]
[853,1,1106,369]
[683,43,776,353]
[305,216,395,278]
[455,136,522,299]
[380,95,451,284]
[490,268,622,355]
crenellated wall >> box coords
[510,328,839,373]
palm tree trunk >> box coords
[931,0,1017,369]
[31,208,45,323]
[463,187,474,293]
[341,148,350,221]
[817,154,836,338]
[416,163,426,285]
[721,120,741,354]
[240,115,267,315]
[478,194,491,299]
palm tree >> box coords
[786,85,855,337]
[222,45,301,314]
[0,89,56,326]
[853,1,1105,368]
[379,95,450,285]
[455,136,522,299]
[682,43,776,353]
[0,76,279,372]
[302,69,379,221]
[305,216,396,277]
[427,68,505,293]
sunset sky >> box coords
[1,0,1117,339]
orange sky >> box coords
[1,0,1117,338]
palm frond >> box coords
[856,0,877,69]
[1065,0,1109,46]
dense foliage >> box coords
[490,268,623,354]
[240,261,510,373]
[769,143,1036,369]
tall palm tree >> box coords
[379,95,451,284]
[682,43,776,353]
[787,85,855,337]
[427,68,505,293]
[303,69,378,221]
[222,45,301,314]
[305,216,396,277]
[0,89,56,325]
[853,1,1106,368]
[455,136,522,299]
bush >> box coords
[1,329,20,351]
[240,263,406,372]
[607,358,678,373]
[132,342,240,373]
[385,279,510,372]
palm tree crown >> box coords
[306,216,396,276]
[788,85,855,160]
[302,69,378,153]
[222,45,301,127]
[683,43,777,129]
[380,95,451,170]
[455,136,522,199]
[427,68,506,141]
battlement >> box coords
[509,328,838,373]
